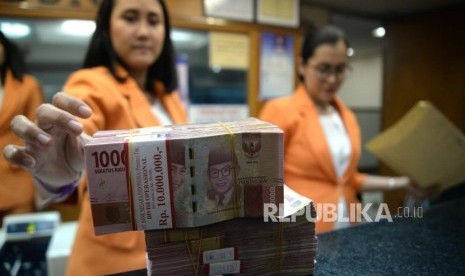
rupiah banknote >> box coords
[84,118,284,235]
[144,185,317,275]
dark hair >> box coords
[0,31,29,84]
[82,0,177,93]
[208,146,234,168]
[301,25,350,64]
[170,140,185,165]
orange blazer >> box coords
[259,85,366,233]
[0,70,42,216]
[63,66,186,276]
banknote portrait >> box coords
[169,140,192,227]
[170,140,186,195]
[206,146,240,211]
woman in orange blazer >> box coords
[260,26,416,233]
[3,0,186,275]
[0,31,43,224]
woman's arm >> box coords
[361,174,440,199]
[360,174,410,191]
[3,93,92,205]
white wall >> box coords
[338,48,384,169]
[338,48,383,110]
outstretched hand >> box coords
[3,92,92,187]
[407,180,442,200]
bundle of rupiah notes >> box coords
[84,118,284,235]
[145,185,318,275]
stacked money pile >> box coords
[84,118,284,235]
[145,185,317,275]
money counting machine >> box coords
[0,212,77,276]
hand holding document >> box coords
[84,118,284,235]
[366,101,465,191]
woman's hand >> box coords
[3,92,92,188]
[362,175,442,200]
[406,180,442,200]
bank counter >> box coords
[115,197,465,275]
[316,197,465,275]
[2,198,463,275]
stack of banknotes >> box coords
[84,118,284,235]
[145,185,317,275]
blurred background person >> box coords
[259,26,434,234]
[0,30,43,226]
[3,0,186,274]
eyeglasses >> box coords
[209,166,232,179]
[308,63,351,80]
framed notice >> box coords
[257,0,299,27]
[209,32,249,70]
[189,104,249,123]
[259,32,295,100]
[203,0,254,22]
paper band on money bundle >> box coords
[145,185,317,275]
[84,118,284,235]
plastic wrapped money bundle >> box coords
[84,118,284,235]
[145,185,317,275]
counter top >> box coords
[114,198,465,275]
[315,197,465,275]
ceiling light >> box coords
[0,22,30,38]
[61,20,95,37]
[212,66,222,73]
[372,27,386,38]
[171,30,192,42]
[347,48,354,57]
